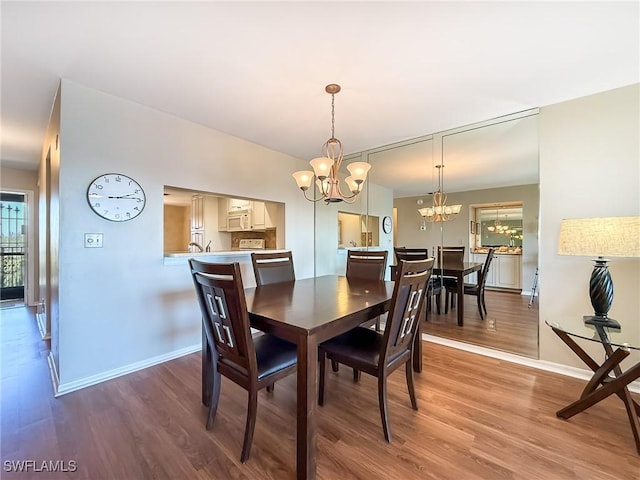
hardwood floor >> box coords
[2,305,639,479]
[422,289,539,358]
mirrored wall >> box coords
[315,110,540,359]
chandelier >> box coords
[487,211,508,233]
[292,84,370,203]
[418,164,462,222]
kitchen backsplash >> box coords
[231,230,276,249]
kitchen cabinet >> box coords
[251,201,276,230]
[191,195,218,249]
[227,198,252,212]
[218,199,277,231]
[471,253,521,290]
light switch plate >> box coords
[85,233,103,248]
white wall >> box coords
[539,84,640,368]
[56,80,313,388]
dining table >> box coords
[202,275,395,480]
[390,260,483,327]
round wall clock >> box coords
[382,215,392,234]
[86,173,146,222]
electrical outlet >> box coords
[84,233,103,248]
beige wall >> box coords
[163,205,190,252]
[539,83,640,368]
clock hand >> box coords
[107,194,138,199]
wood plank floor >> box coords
[2,305,639,479]
[422,289,539,358]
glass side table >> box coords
[545,318,640,455]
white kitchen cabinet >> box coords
[251,201,276,230]
[227,198,252,212]
[471,253,521,290]
[496,254,521,289]
[190,195,219,249]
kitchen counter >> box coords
[472,248,522,255]
[163,249,288,266]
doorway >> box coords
[0,192,27,305]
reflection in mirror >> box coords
[475,206,523,249]
[357,111,540,359]
[338,212,379,248]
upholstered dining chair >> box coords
[444,248,495,320]
[318,258,434,442]
[394,247,441,314]
[188,259,297,463]
[251,251,295,286]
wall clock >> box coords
[382,216,392,234]
[86,173,146,222]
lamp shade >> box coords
[558,216,640,258]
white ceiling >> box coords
[2,2,638,195]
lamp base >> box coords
[583,315,621,329]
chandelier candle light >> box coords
[418,165,462,222]
[292,84,370,203]
[558,216,640,329]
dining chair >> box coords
[251,251,295,286]
[444,248,495,320]
[332,249,390,374]
[188,259,297,463]
[346,249,388,281]
[318,258,434,442]
[394,247,441,314]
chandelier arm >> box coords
[335,181,361,202]
[302,189,327,203]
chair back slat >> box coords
[382,259,433,362]
[189,260,256,376]
[438,245,465,265]
[251,251,295,286]
[478,248,495,288]
[346,250,388,280]
[394,247,429,264]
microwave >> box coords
[227,212,252,231]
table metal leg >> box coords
[296,334,318,480]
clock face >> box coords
[383,216,392,233]
[87,173,146,222]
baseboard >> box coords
[47,351,60,396]
[55,343,201,397]
[35,312,51,340]
[421,333,640,394]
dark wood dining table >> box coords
[202,275,395,480]
[390,260,483,327]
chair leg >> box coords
[353,368,361,383]
[318,351,326,406]
[477,293,485,320]
[444,290,449,314]
[266,383,275,393]
[331,360,339,372]
[206,369,222,430]
[405,359,418,411]
[436,292,441,314]
[240,389,258,463]
[375,316,381,332]
[378,375,392,442]
[481,291,488,315]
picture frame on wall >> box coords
[470,221,475,234]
